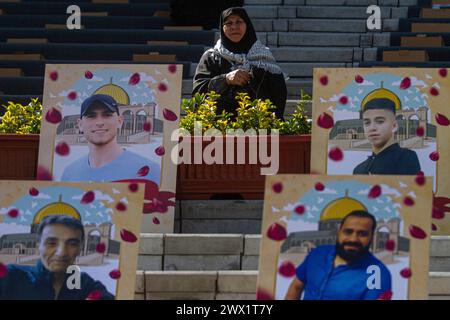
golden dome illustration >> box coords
[320,190,367,221]
[93,77,130,105]
[361,81,401,112]
[32,195,81,226]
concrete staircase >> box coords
[134,234,450,299]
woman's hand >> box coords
[225,69,251,86]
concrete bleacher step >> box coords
[271,47,356,62]
[245,0,418,6]
[137,234,450,272]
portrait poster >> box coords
[257,174,432,300]
[310,68,450,234]
[0,180,144,300]
[37,64,183,233]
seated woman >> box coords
[193,7,287,119]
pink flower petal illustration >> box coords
[153,217,160,225]
[29,187,39,196]
[315,182,325,191]
[355,74,364,83]
[7,208,19,218]
[430,87,439,96]
[415,174,425,186]
[120,229,138,243]
[432,223,438,231]
[155,146,165,156]
[400,77,411,90]
[317,112,334,129]
[267,223,287,241]
[409,225,427,239]
[158,83,168,92]
[163,108,178,121]
[256,288,274,300]
[81,191,95,204]
[278,261,296,277]
[86,290,102,300]
[85,70,93,79]
[143,121,151,132]
[272,182,283,193]
[67,91,77,100]
[116,202,127,212]
[168,64,177,73]
[385,239,395,251]
[435,113,450,126]
[319,75,328,86]
[416,126,424,137]
[49,71,58,81]
[432,207,445,220]
[339,96,348,105]
[294,205,305,215]
[137,165,149,177]
[128,183,139,193]
[439,68,447,77]
[429,151,439,162]
[400,268,412,278]
[109,269,121,280]
[403,196,415,206]
[0,263,8,278]
[36,166,53,181]
[96,243,106,254]
[368,185,382,199]
[45,108,62,124]
[128,72,140,86]
[55,141,70,156]
[328,147,343,161]
[378,290,393,300]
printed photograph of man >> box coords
[0,215,114,300]
[285,210,392,300]
[353,88,421,175]
[61,94,160,183]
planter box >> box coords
[0,134,39,180]
[176,135,311,200]
[0,134,311,200]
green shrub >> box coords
[180,91,311,135]
[0,98,42,134]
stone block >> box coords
[136,271,145,293]
[139,233,164,255]
[164,234,243,255]
[283,0,305,4]
[430,257,450,272]
[242,256,259,270]
[217,271,258,293]
[363,48,378,62]
[429,272,450,295]
[280,62,345,77]
[379,0,398,5]
[289,19,366,33]
[181,200,263,219]
[164,255,241,270]
[267,32,278,46]
[146,292,216,300]
[244,235,261,255]
[252,19,273,32]
[431,237,450,257]
[145,271,217,292]
[181,219,262,234]
[244,6,278,19]
[216,293,256,300]
[245,0,283,4]
[360,34,373,48]
[382,19,399,32]
[279,32,360,47]
[373,33,391,47]
[279,7,297,18]
[272,47,353,62]
[273,19,288,32]
[256,32,267,46]
[391,7,409,19]
[137,255,163,271]
[297,7,389,19]
[353,48,363,62]
[399,0,417,5]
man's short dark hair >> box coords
[339,210,377,234]
[37,215,85,241]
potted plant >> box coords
[0,98,41,180]
[176,91,312,200]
